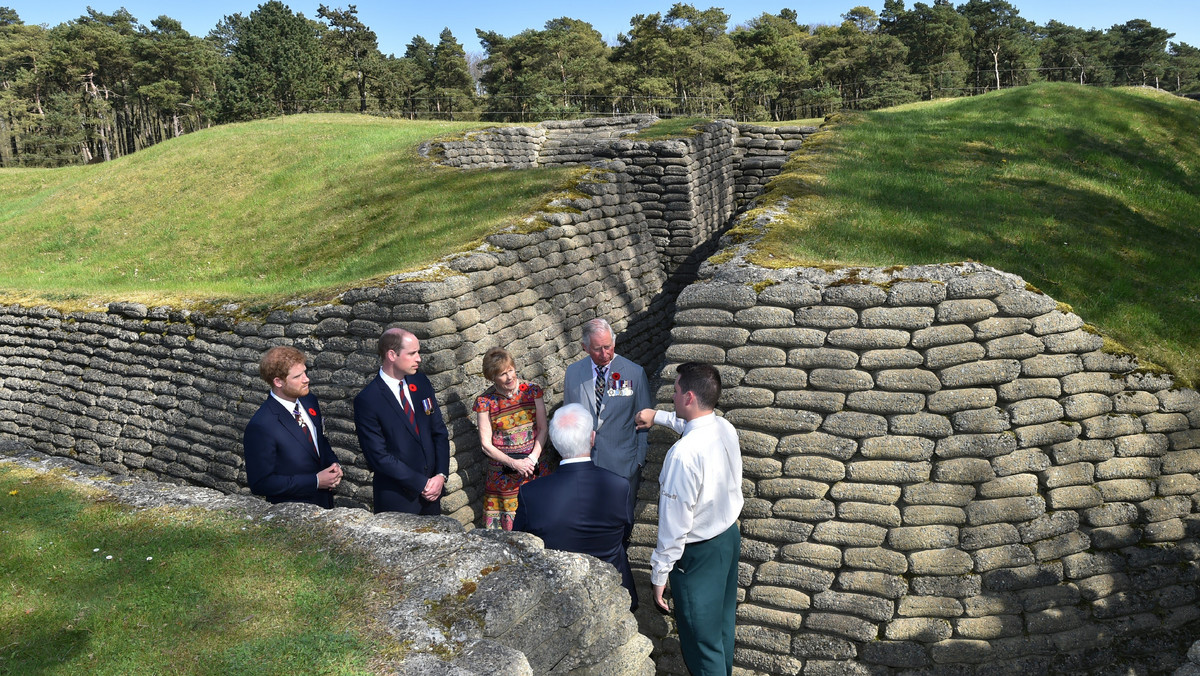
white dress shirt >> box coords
[650,411,744,586]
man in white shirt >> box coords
[636,362,742,676]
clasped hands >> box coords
[506,455,537,479]
[317,462,343,490]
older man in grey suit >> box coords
[563,318,652,519]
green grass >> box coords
[0,114,574,307]
[630,117,711,140]
[747,83,1200,386]
[0,465,394,674]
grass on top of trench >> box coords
[0,464,395,675]
[746,82,1200,386]
[629,117,712,140]
[0,114,574,308]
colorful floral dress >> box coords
[473,381,552,530]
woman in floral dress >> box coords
[473,347,551,530]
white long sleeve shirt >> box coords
[650,411,743,586]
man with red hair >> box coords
[243,346,343,508]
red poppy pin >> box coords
[408,383,418,392]
[307,407,317,416]
[611,372,621,381]
[519,383,528,391]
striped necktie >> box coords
[293,403,318,457]
[400,380,418,433]
[594,366,606,416]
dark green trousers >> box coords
[669,523,740,676]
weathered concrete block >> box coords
[859,435,934,461]
[933,458,995,484]
[938,360,1021,388]
[811,521,888,547]
[927,388,997,414]
[935,433,1018,459]
[937,299,999,324]
[965,496,1046,526]
[885,618,952,643]
[874,369,942,393]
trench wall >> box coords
[0,160,667,524]
[632,260,1200,675]
[0,114,800,523]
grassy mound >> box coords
[0,464,391,673]
[745,82,1200,386]
[0,115,574,307]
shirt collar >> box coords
[560,457,592,465]
[682,412,717,435]
[379,368,403,390]
[270,390,300,410]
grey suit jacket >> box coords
[563,354,652,479]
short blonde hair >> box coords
[482,347,516,382]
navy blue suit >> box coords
[354,372,450,515]
[243,393,340,508]
[514,460,637,610]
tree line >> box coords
[2,1,1197,167]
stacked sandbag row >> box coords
[733,123,818,206]
[538,115,659,166]
[594,121,740,281]
[432,125,546,169]
[636,263,1200,675]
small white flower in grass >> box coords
[146,557,153,561]
[93,548,100,552]
[105,555,113,560]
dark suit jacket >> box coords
[354,371,449,514]
[243,393,340,508]
[514,460,637,609]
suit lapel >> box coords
[268,397,315,452]
[377,376,420,442]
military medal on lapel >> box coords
[607,372,632,397]
[423,398,433,415]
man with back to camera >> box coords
[353,327,450,515]
[562,318,652,519]
[243,346,343,508]
[636,362,743,676]
[513,403,638,611]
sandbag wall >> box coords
[635,261,1200,675]
[431,115,657,169]
[0,160,670,525]
[733,123,814,207]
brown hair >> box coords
[259,346,306,385]
[676,362,721,410]
[377,328,414,361]
[482,347,516,382]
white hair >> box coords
[549,403,593,459]
[581,318,614,349]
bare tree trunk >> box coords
[992,48,1001,90]
[173,112,181,138]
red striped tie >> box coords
[401,381,418,433]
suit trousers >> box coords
[669,523,740,676]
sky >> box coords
[10,0,1199,57]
